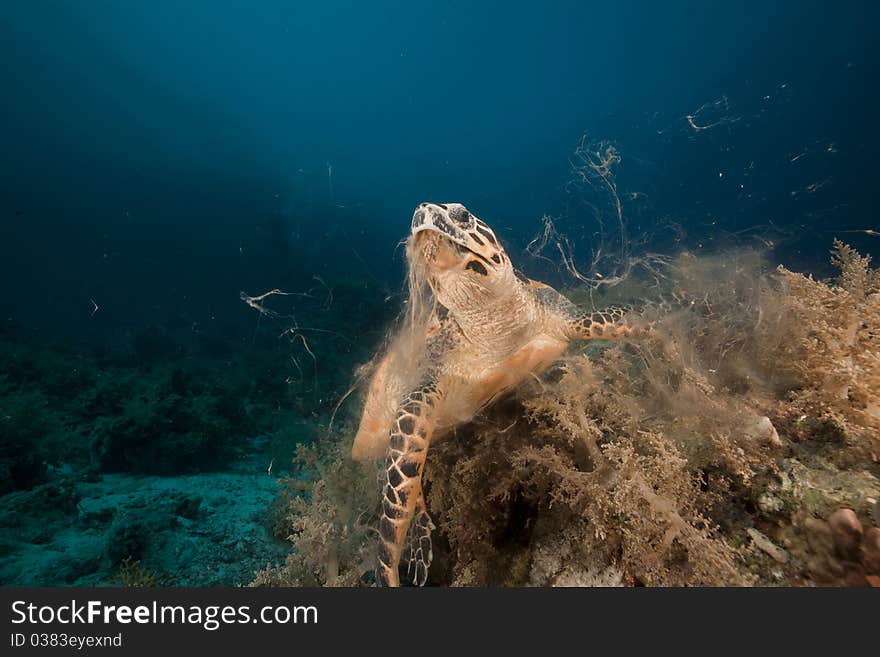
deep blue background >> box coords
[1,1,877,342]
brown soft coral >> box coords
[252,441,380,587]
[424,360,750,586]
[773,241,880,454]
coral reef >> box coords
[0,323,333,485]
[2,242,876,587]
[259,243,880,587]
[0,382,66,494]
[253,441,380,587]
[0,324,327,585]
[423,361,749,586]
[772,241,880,455]
[113,557,176,587]
[0,272,392,586]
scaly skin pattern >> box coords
[352,202,649,586]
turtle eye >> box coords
[465,260,488,276]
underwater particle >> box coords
[684,96,740,132]
[827,509,863,558]
[747,528,789,563]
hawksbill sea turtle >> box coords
[351,202,650,586]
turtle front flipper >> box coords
[352,350,404,462]
[564,307,652,341]
[406,500,435,586]
[527,281,651,342]
[377,382,443,587]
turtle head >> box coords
[409,202,514,307]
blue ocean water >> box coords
[0,1,877,585]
